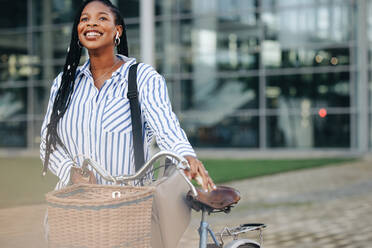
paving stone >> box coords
[1,158,371,248]
[180,159,372,248]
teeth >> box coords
[86,32,101,37]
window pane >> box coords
[34,86,48,115]
[154,20,180,75]
[263,4,354,45]
[180,76,258,147]
[51,0,84,24]
[119,0,140,18]
[217,9,260,71]
[0,1,27,28]
[0,121,27,147]
[262,46,350,69]
[126,23,140,59]
[369,70,372,108]
[33,119,44,148]
[217,0,258,25]
[0,33,29,82]
[218,33,260,71]
[176,0,193,14]
[267,114,350,148]
[184,76,258,111]
[180,80,193,111]
[0,87,27,119]
[266,72,350,109]
[367,0,372,42]
[185,115,259,148]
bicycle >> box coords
[80,150,266,248]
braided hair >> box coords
[43,0,129,174]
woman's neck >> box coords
[89,48,117,72]
[88,48,123,89]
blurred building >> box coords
[0,0,370,154]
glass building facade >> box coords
[0,0,370,153]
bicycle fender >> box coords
[224,239,260,248]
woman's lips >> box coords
[84,30,103,40]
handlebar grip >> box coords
[79,151,198,196]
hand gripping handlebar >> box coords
[79,150,198,196]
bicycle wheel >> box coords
[207,243,259,248]
[207,244,219,248]
[224,239,260,248]
[236,244,259,248]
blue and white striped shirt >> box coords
[40,55,195,189]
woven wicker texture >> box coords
[46,184,155,248]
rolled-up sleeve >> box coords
[140,73,196,158]
[40,73,74,188]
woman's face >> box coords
[77,1,121,51]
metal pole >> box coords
[356,0,368,153]
[27,0,34,149]
[42,0,53,108]
[350,1,357,150]
[198,209,208,248]
[257,1,267,149]
[140,0,155,67]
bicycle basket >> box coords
[45,184,155,248]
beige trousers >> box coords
[150,167,191,248]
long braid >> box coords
[43,0,129,174]
[111,8,128,56]
[117,20,129,56]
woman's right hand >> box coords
[70,167,97,185]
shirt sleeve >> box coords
[139,71,196,158]
[40,73,74,188]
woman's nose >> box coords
[87,20,98,27]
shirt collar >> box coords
[112,54,137,78]
[76,54,137,80]
[76,59,91,78]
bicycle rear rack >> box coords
[216,223,266,247]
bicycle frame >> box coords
[199,207,222,247]
[79,150,265,248]
[197,206,263,248]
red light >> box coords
[318,108,327,118]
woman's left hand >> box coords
[184,155,216,192]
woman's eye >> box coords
[80,17,88,22]
[99,16,107,21]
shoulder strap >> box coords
[127,63,145,172]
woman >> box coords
[40,0,214,191]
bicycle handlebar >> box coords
[80,151,198,196]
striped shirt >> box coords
[40,55,195,189]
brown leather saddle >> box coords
[186,186,241,213]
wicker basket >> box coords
[45,184,155,248]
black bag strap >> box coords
[127,63,145,172]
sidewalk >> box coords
[0,159,371,247]
[179,158,372,247]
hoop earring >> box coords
[115,31,121,46]
[77,40,83,48]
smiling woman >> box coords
[77,1,126,89]
[77,2,124,80]
[39,0,215,247]
[41,0,214,191]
